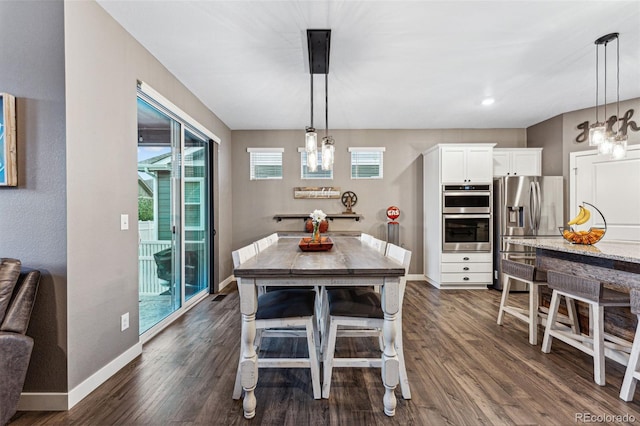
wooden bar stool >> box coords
[620,288,640,401]
[497,259,577,345]
[542,270,631,386]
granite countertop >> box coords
[509,237,640,264]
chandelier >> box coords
[588,32,627,159]
[305,29,334,172]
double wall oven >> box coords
[442,184,492,252]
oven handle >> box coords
[443,191,491,196]
[443,214,491,219]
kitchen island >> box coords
[508,238,640,285]
[509,238,640,340]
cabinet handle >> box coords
[463,267,469,271]
[463,277,469,281]
[463,257,470,261]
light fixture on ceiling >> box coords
[481,97,495,106]
[588,32,627,159]
[305,29,333,172]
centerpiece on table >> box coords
[299,209,333,251]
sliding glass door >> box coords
[137,96,211,334]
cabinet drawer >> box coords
[440,272,492,284]
[441,252,492,263]
[441,263,492,273]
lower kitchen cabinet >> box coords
[438,252,492,289]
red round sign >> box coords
[387,206,400,221]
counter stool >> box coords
[497,259,578,345]
[542,270,632,386]
[620,288,640,401]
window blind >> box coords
[349,148,384,179]
[248,148,284,180]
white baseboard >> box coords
[17,392,68,411]
[18,342,143,411]
[407,274,427,281]
[219,274,235,291]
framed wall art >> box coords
[0,93,17,186]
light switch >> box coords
[120,214,129,230]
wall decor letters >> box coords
[575,108,639,144]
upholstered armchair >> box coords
[0,258,40,426]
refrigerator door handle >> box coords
[528,181,536,231]
[535,181,542,232]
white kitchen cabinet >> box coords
[439,252,493,288]
[422,144,495,290]
[441,145,494,183]
[493,148,542,177]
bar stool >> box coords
[497,259,578,345]
[620,288,640,401]
[542,270,632,386]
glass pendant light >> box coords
[610,33,627,159]
[305,73,318,172]
[589,32,626,159]
[321,73,335,171]
[588,39,606,147]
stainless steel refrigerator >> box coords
[492,176,564,290]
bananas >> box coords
[567,205,591,226]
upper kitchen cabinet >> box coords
[493,148,542,177]
[440,144,496,183]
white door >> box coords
[570,145,640,241]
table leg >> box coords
[381,277,400,416]
[238,278,258,419]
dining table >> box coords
[233,236,407,419]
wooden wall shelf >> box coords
[274,213,363,222]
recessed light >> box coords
[482,98,495,106]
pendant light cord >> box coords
[310,73,314,129]
[616,35,620,133]
[595,45,599,123]
[603,40,607,127]
[325,73,329,137]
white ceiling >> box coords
[97,1,640,131]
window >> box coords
[248,147,284,180]
[298,147,333,179]
[349,147,385,179]
[184,178,204,230]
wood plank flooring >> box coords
[11,282,640,425]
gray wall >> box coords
[231,129,526,275]
[64,1,232,389]
[526,97,640,220]
[527,114,563,176]
[0,0,68,392]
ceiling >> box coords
[97,1,640,131]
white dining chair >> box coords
[232,243,321,400]
[253,234,279,296]
[321,243,412,399]
[360,233,373,245]
[366,236,387,255]
[255,233,278,252]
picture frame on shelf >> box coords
[0,93,17,187]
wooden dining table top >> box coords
[233,236,406,278]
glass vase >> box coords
[313,222,321,242]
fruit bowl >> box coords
[559,201,607,245]
[559,226,606,245]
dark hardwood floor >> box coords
[11,282,640,425]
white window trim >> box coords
[138,80,220,144]
[247,147,284,180]
[348,147,385,180]
[348,147,386,153]
[184,177,205,231]
[297,147,333,180]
